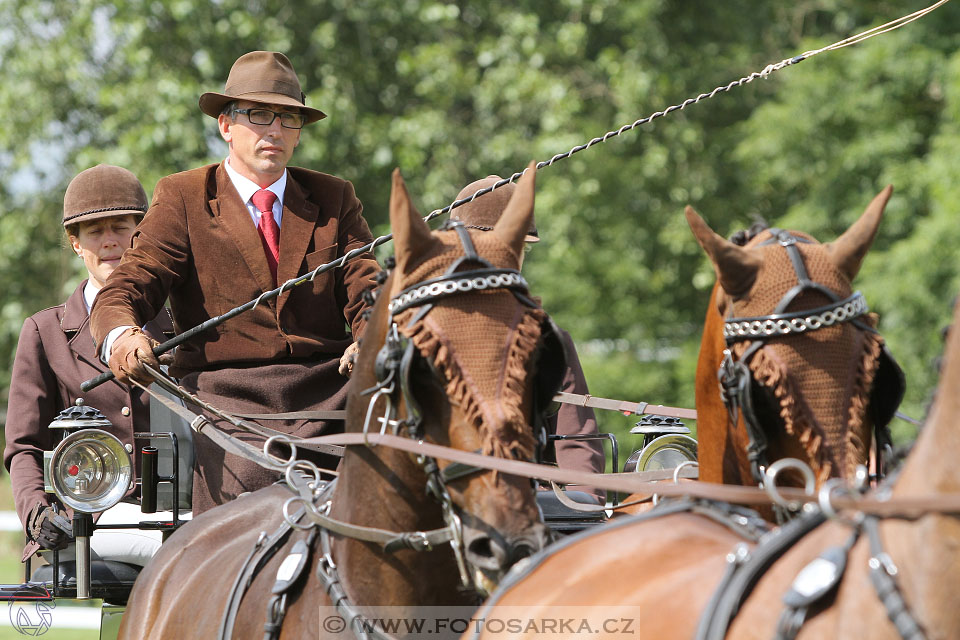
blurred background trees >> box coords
[2,0,958,458]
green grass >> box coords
[0,474,26,586]
[0,627,99,640]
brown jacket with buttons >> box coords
[89,162,379,375]
[3,281,173,534]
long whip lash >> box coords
[81,0,949,392]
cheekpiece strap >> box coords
[723,291,867,344]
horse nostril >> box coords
[511,542,536,562]
[465,534,509,570]
[468,537,492,558]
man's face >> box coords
[218,100,302,186]
[69,214,138,289]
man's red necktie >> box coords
[252,189,280,285]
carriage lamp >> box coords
[628,434,699,472]
[623,415,698,473]
[49,428,133,514]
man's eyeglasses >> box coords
[231,107,306,130]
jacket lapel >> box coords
[63,282,128,392]
[277,173,320,306]
[211,162,278,297]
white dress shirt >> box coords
[224,158,287,229]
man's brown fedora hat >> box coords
[62,164,148,228]
[199,51,326,124]
[451,175,540,243]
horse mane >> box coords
[728,217,770,246]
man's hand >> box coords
[27,503,72,551]
[339,341,360,377]
[108,327,171,385]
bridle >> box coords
[716,228,882,492]
[362,220,555,577]
[308,221,562,639]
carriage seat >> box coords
[537,490,607,535]
[30,560,140,605]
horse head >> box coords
[687,186,904,492]
[338,163,553,599]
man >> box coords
[5,164,177,564]
[91,52,379,514]
[450,176,605,500]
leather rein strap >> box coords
[135,373,960,517]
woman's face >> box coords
[69,214,138,289]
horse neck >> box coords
[338,271,437,526]
[872,308,960,637]
[695,283,754,485]
[895,309,960,497]
[330,273,467,608]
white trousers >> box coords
[41,502,192,567]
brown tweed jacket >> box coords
[90,162,379,375]
[3,281,173,532]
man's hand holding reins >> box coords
[108,327,172,385]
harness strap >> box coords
[298,501,455,552]
[441,459,486,484]
[552,391,698,420]
[218,516,297,640]
[863,516,929,640]
[317,528,395,640]
[694,508,827,640]
[263,530,317,640]
[231,409,347,421]
[773,530,860,640]
[134,371,346,459]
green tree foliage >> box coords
[1,0,957,456]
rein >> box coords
[133,365,960,519]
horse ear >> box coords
[825,185,892,281]
[492,162,537,256]
[390,168,433,272]
[685,205,761,297]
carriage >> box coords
[0,378,697,638]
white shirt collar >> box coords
[82,280,98,313]
[224,158,287,226]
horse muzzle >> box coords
[461,519,551,594]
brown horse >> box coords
[615,189,902,516]
[118,165,559,639]
[690,186,903,491]
[469,285,960,640]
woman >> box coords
[3,164,175,565]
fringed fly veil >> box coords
[392,229,544,461]
[734,234,888,481]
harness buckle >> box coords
[408,531,431,552]
[869,552,899,577]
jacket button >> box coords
[121,406,131,417]
[125,444,134,453]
